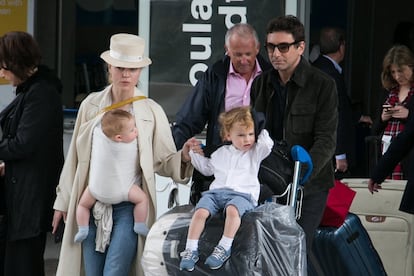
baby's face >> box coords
[119,118,138,143]
[225,122,255,152]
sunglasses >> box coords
[264,41,300,54]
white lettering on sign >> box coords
[190,37,212,60]
[0,0,23,10]
[189,63,208,85]
[218,6,247,29]
[0,9,10,14]
[7,0,23,6]
[183,0,247,86]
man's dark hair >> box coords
[266,15,305,43]
[319,27,345,55]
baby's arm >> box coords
[189,150,214,176]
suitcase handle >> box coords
[291,145,313,185]
[288,146,313,213]
[365,215,386,223]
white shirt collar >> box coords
[323,54,342,74]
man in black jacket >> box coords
[250,15,338,266]
[312,27,355,177]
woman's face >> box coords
[0,66,22,86]
[108,65,142,91]
[390,64,413,87]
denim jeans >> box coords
[82,202,138,276]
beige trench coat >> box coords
[53,85,192,276]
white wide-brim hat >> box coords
[100,33,152,68]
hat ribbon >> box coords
[110,49,143,63]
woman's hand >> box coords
[368,178,381,194]
[181,137,203,162]
[391,105,409,119]
[52,210,67,234]
[381,105,393,121]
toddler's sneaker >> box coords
[205,245,231,269]
[179,249,199,271]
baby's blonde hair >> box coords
[101,109,133,139]
[218,106,254,140]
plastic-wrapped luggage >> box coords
[310,212,386,276]
[142,145,313,276]
[141,203,306,275]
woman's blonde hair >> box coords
[218,106,254,141]
[381,45,414,89]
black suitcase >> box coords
[309,212,387,276]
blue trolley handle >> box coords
[288,146,313,211]
[291,145,313,185]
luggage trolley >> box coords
[142,145,313,276]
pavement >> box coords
[45,233,60,276]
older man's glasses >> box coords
[265,41,299,53]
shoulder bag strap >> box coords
[98,95,147,115]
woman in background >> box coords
[369,108,414,215]
[373,45,414,179]
[0,31,64,276]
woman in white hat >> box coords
[51,33,195,276]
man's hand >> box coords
[359,115,373,125]
[0,162,5,176]
[335,158,348,172]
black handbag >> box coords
[258,140,293,197]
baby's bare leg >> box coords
[128,184,149,235]
[74,187,96,242]
[76,187,97,226]
[128,184,148,222]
